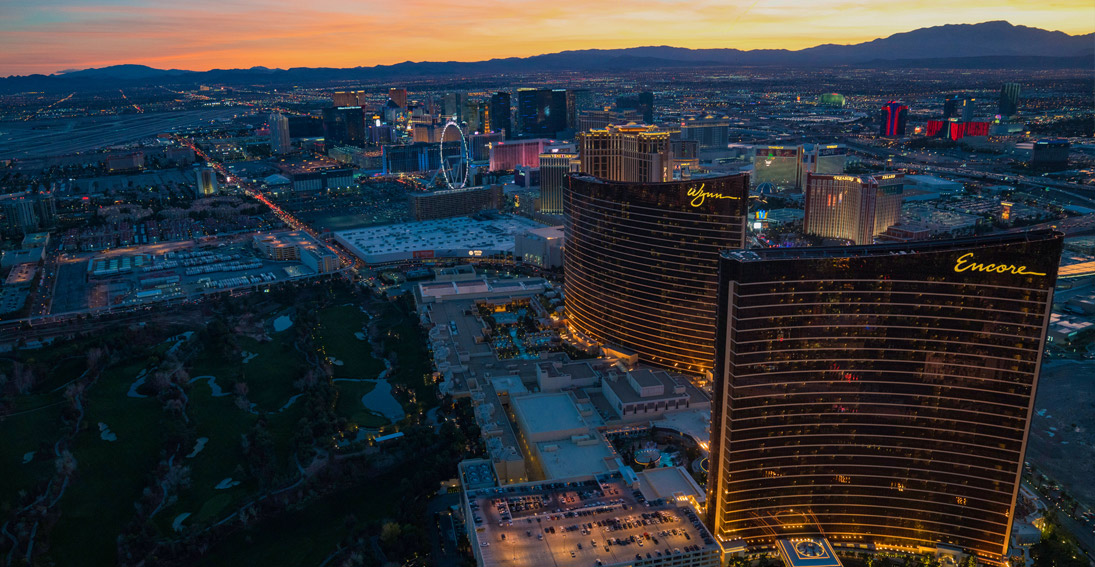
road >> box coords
[174,135,362,271]
[844,141,1095,197]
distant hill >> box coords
[2,21,1091,92]
[55,64,196,80]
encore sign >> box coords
[953,252,1046,276]
[687,183,740,207]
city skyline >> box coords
[0,1,1093,75]
[0,3,1092,561]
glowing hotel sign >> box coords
[687,183,741,208]
[953,252,1046,276]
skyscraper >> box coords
[961,98,977,123]
[268,111,291,155]
[517,88,567,137]
[577,109,642,132]
[680,117,730,149]
[999,83,1021,116]
[462,100,488,133]
[879,101,908,137]
[332,90,366,107]
[490,92,512,139]
[388,88,408,109]
[566,89,594,130]
[442,92,468,122]
[564,173,749,377]
[578,124,698,183]
[942,95,961,121]
[638,91,654,124]
[804,172,904,245]
[752,144,847,193]
[537,150,578,214]
[195,167,219,196]
[0,195,40,232]
[616,92,654,124]
[322,106,366,147]
[707,230,1064,563]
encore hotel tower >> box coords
[706,231,1063,563]
[564,173,749,376]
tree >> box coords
[1030,528,1087,567]
[11,361,35,394]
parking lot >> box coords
[468,478,720,567]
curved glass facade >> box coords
[707,231,1063,562]
[564,173,748,376]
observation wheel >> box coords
[438,120,469,189]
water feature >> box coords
[273,315,293,332]
[360,379,405,422]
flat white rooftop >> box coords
[334,215,546,264]
[537,437,618,480]
[512,393,589,440]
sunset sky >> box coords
[1,0,1092,76]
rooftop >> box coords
[635,467,706,505]
[536,436,618,480]
[511,393,588,439]
[334,215,545,260]
[523,225,565,240]
[467,476,721,567]
[723,229,1061,262]
[418,277,547,303]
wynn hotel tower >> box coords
[707,231,1063,563]
[564,172,749,377]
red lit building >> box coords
[925,120,992,140]
[879,102,908,137]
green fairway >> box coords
[333,380,388,428]
[48,358,167,565]
[196,469,405,567]
[316,305,383,379]
[0,396,65,508]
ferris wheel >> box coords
[434,120,469,190]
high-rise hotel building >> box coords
[804,173,904,245]
[578,124,699,183]
[707,231,1063,563]
[880,101,909,137]
[538,150,579,214]
[564,173,749,377]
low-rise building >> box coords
[515,225,564,269]
[252,231,341,273]
[334,215,546,265]
[410,185,503,221]
[602,369,694,421]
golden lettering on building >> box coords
[879,174,896,180]
[953,252,1045,276]
[687,183,739,207]
[832,175,858,182]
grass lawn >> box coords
[157,389,258,531]
[188,332,307,414]
[237,336,308,411]
[48,358,166,565]
[333,380,388,429]
[158,382,312,531]
[316,305,383,379]
[0,396,65,509]
[196,468,405,567]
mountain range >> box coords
[2,21,1091,92]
